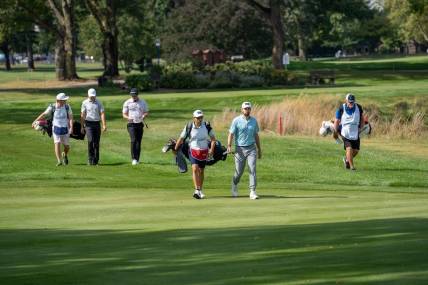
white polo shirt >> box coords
[179,122,215,150]
[81,98,104,122]
[122,98,149,123]
[44,103,72,128]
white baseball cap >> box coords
[88,88,96,97]
[345,93,355,103]
[242,102,252,109]
[56,93,69,101]
[193,110,204,118]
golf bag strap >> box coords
[184,121,212,141]
[50,103,70,120]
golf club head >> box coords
[162,138,177,153]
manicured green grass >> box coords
[1,56,428,284]
[0,63,105,84]
[288,55,428,71]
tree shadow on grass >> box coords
[210,195,348,199]
[375,168,428,173]
[1,218,427,284]
[74,162,129,167]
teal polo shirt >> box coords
[229,115,259,147]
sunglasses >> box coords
[243,107,251,110]
[195,117,203,120]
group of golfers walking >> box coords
[33,89,363,200]
[33,87,149,167]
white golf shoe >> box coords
[193,190,201,199]
[231,184,238,197]
[250,190,259,200]
[199,190,206,199]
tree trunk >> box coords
[101,5,119,77]
[47,0,79,80]
[55,38,66,80]
[85,0,119,77]
[416,21,428,43]
[243,0,285,69]
[297,34,306,59]
[102,30,119,77]
[270,0,284,69]
[62,0,78,79]
[26,34,35,71]
[1,42,12,71]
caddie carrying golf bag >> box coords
[162,138,228,173]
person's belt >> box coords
[236,143,255,147]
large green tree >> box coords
[286,0,380,56]
[80,1,157,73]
[18,0,79,79]
[0,1,15,70]
[385,0,428,44]
[160,0,272,61]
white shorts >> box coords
[53,133,70,145]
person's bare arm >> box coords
[101,112,107,132]
[255,133,261,159]
[209,136,216,156]
[32,111,46,128]
[227,132,234,153]
[69,114,74,135]
[123,111,129,120]
[334,118,341,133]
[173,137,185,154]
[80,111,86,134]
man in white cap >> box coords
[227,102,262,199]
[33,93,73,166]
[80,88,106,165]
[122,88,149,165]
[334,93,364,170]
[174,109,216,199]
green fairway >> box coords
[1,56,428,284]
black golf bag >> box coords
[162,138,228,173]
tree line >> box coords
[0,0,427,80]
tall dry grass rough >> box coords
[214,94,427,139]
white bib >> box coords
[340,103,360,140]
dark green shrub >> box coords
[208,72,236,89]
[239,75,265,88]
[286,72,306,86]
[268,69,288,85]
[233,60,271,76]
[125,73,153,91]
[148,59,303,89]
[149,64,164,77]
[191,58,205,72]
[194,73,210,88]
[160,71,197,89]
[164,62,194,73]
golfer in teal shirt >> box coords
[227,102,262,199]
